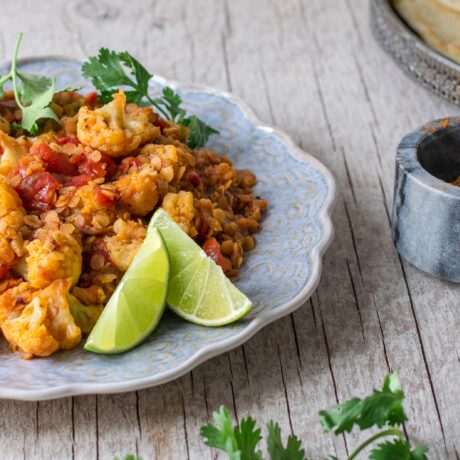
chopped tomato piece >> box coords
[95,186,116,207]
[56,136,80,145]
[100,154,117,179]
[0,264,10,280]
[151,112,169,130]
[16,171,61,212]
[203,237,229,273]
[188,171,201,187]
[71,153,117,180]
[85,91,98,106]
[66,175,92,187]
[30,143,77,176]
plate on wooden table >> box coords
[0,58,335,401]
[371,0,460,106]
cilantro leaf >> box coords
[183,115,219,149]
[370,439,429,460]
[319,371,407,434]
[201,406,241,460]
[118,51,152,100]
[114,456,143,460]
[81,48,219,148]
[16,73,53,104]
[82,48,134,92]
[234,417,263,460]
[155,87,185,122]
[17,74,59,133]
[266,422,306,460]
[201,406,263,460]
[0,33,59,134]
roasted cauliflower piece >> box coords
[103,218,147,271]
[77,91,159,157]
[116,169,159,216]
[162,191,196,235]
[0,281,35,324]
[0,278,81,358]
[0,181,26,277]
[140,143,179,165]
[0,131,27,176]
[17,215,82,288]
[116,144,183,216]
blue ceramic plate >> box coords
[0,58,335,400]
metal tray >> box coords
[371,0,460,106]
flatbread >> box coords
[393,0,460,63]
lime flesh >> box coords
[148,209,252,326]
[84,227,169,354]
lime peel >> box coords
[148,209,253,326]
[84,227,169,354]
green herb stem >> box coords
[346,428,405,460]
[146,94,170,119]
[10,32,25,110]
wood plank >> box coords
[0,0,457,459]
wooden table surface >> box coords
[0,0,458,459]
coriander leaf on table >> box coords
[114,456,143,460]
[201,406,242,460]
[319,371,407,434]
[201,406,263,460]
[234,417,263,460]
[369,439,429,460]
[266,421,306,460]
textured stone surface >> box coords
[393,118,460,282]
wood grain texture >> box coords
[0,0,458,459]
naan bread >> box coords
[393,0,460,63]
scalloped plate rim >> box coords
[0,56,336,400]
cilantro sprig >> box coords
[200,372,426,460]
[81,48,218,149]
[118,372,427,460]
[0,33,59,134]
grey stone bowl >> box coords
[392,117,460,282]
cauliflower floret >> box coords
[17,218,82,288]
[162,191,196,235]
[116,144,183,217]
[0,181,25,275]
[0,278,81,358]
[140,143,179,165]
[0,131,27,176]
[77,91,159,157]
[103,218,147,271]
[116,169,159,216]
[0,281,35,324]
[68,294,103,334]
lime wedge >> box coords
[84,227,169,354]
[148,209,252,326]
